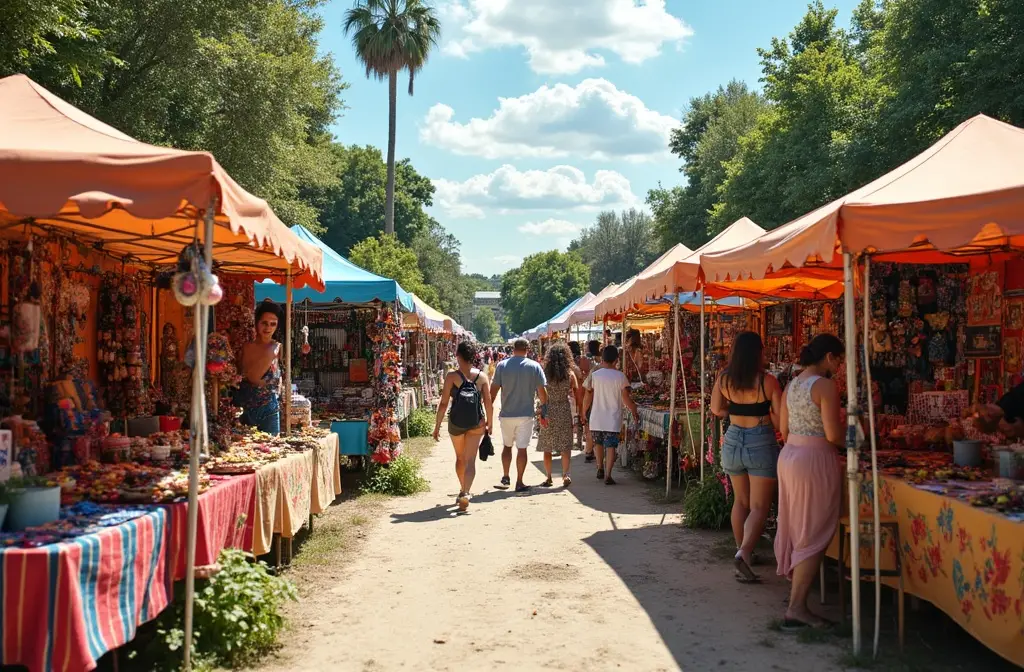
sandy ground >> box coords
[260,417,857,672]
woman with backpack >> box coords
[433,341,493,512]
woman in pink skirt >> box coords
[776,334,845,630]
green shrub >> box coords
[361,453,428,496]
[147,549,296,669]
[682,475,734,530]
[406,407,434,437]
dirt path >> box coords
[264,424,849,672]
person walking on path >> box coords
[433,341,493,512]
[490,338,548,492]
[581,340,601,462]
[537,342,579,487]
[582,345,638,485]
[710,331,782,583]
[775,334,845,629]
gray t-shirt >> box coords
[493,356,547,418]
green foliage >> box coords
[464,273,503,292]
[682,475,733,530]
[361,453,428,496]
[349,233,440,307]
[473,306,499,343]
[406,408,434,438]
[411,219,474,318]
[569,209,660,292]
[500,251,590,334]
[3,0,346,233]
[150,549,296,669]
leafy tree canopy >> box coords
[349,234,439,308]
[570,209,659,292]
[500,251,590,334]
[472,307,499,343]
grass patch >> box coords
[361,453,429,496]
[350,514,369,526]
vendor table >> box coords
[165,474,256,580]
[0,508,169,672]
[636,405,702,452]
[332,420,370,456]
[251,451,314,557]
[827,471,1024,666]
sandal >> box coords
[540,478,554,487]
[515,484,532,493]
[604,477,617,485]
[563,475,572,487]
[733,554,759,582]
[456,495,469,512]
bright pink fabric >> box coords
[774,434,841,577]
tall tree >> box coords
[343,0,441,236]
[472,307,499,343]
[500,251,590,334]
[349,233,440,307]
[571,209,659,291]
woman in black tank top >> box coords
[709,331,781,583]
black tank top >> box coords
[724,374,772,417]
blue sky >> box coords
[317,0,858,275]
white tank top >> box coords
[787,375,826,437]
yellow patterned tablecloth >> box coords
[252,450,314,556]
[311,433,342,514]
[828,473,1024,666]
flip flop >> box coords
[733,555,759,582]
[735,575,762,584]
[515,484,532,493]
[540,478,554,487]
[495,476,511,490]
[781,617,835,632]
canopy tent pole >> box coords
[843,252,862,656]
[183,205,215,671]
[699,289,706,483]
[284,269,292,435]
[862,257,882,656]
[621,317,628,374]
[666,294,680,497]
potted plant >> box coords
[6,476,61,531]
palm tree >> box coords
[344,0,441,236]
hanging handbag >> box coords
[479,431,494,461]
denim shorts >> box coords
[591,430,620,449]
[721,424,779,478]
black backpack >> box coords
[450,371,483,428]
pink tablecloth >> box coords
[165,474,256,580]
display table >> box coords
[332,420,370,456]
[311,433,342,514]
[635,405,702,453]
[0,508,169,672]
[251,451,314,557]
[827,471,1024,666]
[164,473,256,580]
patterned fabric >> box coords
[165,474,256,580]
[591,430,621,448]
[311,434,342,514]
[537,377,574,453]
[251,451,314,556]
[786,375,826,437]
[236,360,282,435]
[0,509,169,672]
[638,406,670,439]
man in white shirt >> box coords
[582,345,638,485]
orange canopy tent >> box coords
[0,74,323,289]
[596,243,693,318]
[702,114,1024,282]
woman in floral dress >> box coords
[537,341,578,487]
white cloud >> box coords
[493,254,522,267]
[432,165,639,218]
[438,0,692,74]
[517,219,581,236]
[421,79,677,162]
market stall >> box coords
[0,74,336,671]
[401,292,458,408]
[701,113,1024,664]
[255,225,412,463]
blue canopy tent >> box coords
[255,225,414,311]
[523,295,587,340]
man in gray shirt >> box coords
[491,338,548,491]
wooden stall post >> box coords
[666,294,680,497]
[284,268,292,435]
[699,289,706,482]
[843,251,862,656]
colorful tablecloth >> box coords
[164,474,255,580]
[828,473,1024,666]
[251,451,314,556]
[636,406,701,450]
[0,508,169,672]
[311,433,342,514]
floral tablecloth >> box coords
[311,433,342,514]
[0,508,168,672]
[828,473,1024,666]
[251,451,314,556]
[164,473,255,580]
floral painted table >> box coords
[828,472,1024,666]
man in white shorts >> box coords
[491,338,548,492]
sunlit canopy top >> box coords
[547,283,619,333]
[702,114,1024,281]
[0,74,323,288]
[255,225,412,309]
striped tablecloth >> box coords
[0,508,169,672]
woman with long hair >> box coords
[537,341,578,487]
[776,334,845,629]
[236,301,284,435]
[710,331,782,582]
[433,341,493,512]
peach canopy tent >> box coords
[546,282,620,334]
[595,243,693,318]
[0,74,324,289]
[603,217,766,317]
[402,293,458,333]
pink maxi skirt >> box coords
[774,433,841,578]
